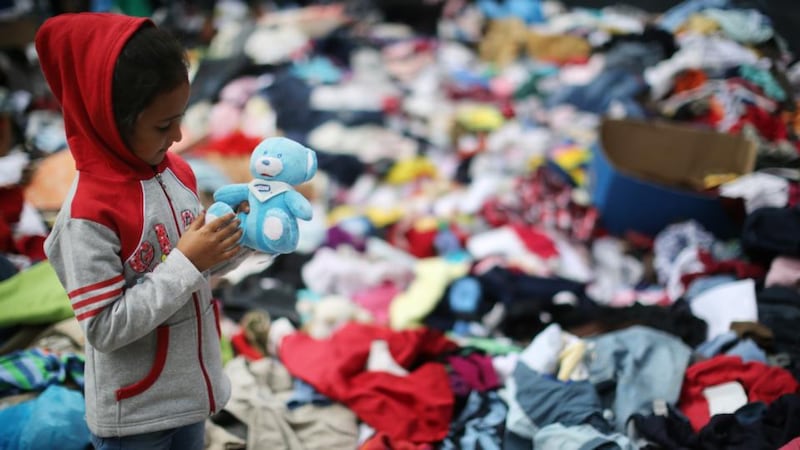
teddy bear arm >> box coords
[284,190,313,221]
[213,184,250,206]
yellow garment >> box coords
[526,31,591,64]
[526,154,547,171]
[551,146,591,186]
[704,173,740,189]
[385,156,438,184]
[364,206,405,228]
[456,105,505,132]
[557,339,587,381]
[676,14,721,35]
[478,18,528,66]
[327,204,359,226]
[390,257,470,330]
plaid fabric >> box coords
[0,348,85,396]
[481,166,598,242]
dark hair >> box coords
[113,25,188,143]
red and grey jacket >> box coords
[37,13,230,437]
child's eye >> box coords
[156,125,170,132]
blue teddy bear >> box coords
[206,137,317,254]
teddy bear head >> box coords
[250,136,318,185]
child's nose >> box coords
[169,123,182,145]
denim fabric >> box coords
[502,375,538,446]
[503,429,532,450]
[90,421,205,450]
[441,390,507,450]
[695,331,767,363]
[286,378,332,410]
[586,326,692,432]
[514,363,611,433]
[545,69,647,118]
[604,42,666,74]
[728,339,767,364]
[533,423,637,450]
[658,0,731,31]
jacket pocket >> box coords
[212,299,222,339]
[115,326,170,401]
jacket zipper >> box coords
[155,172,217,413]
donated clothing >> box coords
[279,323,458,443]
[585,326,692,432]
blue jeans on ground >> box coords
[90,421,204,450]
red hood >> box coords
[35,13,170,180]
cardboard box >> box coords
[589,118,757,238]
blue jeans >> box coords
[90,421,204,450]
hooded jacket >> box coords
[37,13,230,437]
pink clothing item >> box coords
[447,353,501,396]
[765,256,800,288]
[352,283,400,327]
[780,437,800,450]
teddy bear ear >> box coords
[305,150,318,180]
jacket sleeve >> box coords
[45,217,206,353]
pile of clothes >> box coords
[1,0,800,449]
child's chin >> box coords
[151,152,168,165]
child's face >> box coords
[128,81,190,166]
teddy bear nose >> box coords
[262,160,270,165]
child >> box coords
[36,13,246,449]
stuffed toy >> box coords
[206,136,317,254]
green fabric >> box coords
[0,262,73,328]
[113,0,152,17]
[451,335,523,355]
[220,335,234,366]
[0,358,30,390]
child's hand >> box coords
[235,201,250,214]
[176,211,243,272]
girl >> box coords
[36,13,245,449]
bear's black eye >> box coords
[277,153,283,158]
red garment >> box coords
[481,167,598,242]
[678,355,799,431]
[279,323,458,443]
[0,186,47,260]
[729,104,789,143]
[0,186,24,253]
[673,69,708,94]
[230,331,264,361]
[681,250,767,288]
[192,130,262,157]
[510,224,559,259]
[15,235,46,261]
